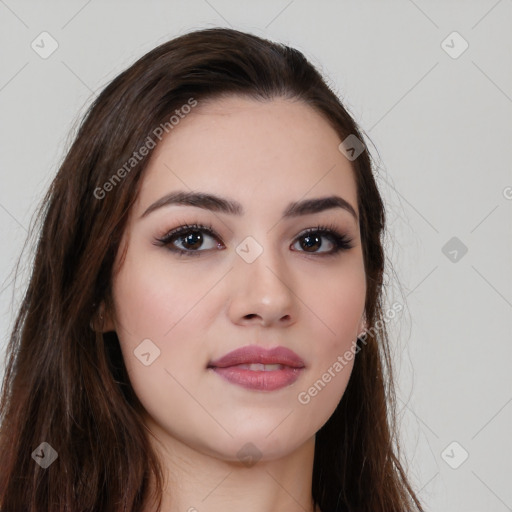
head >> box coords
[0,27,423,512]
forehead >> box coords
[135,95,358,218]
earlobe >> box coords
[100,313,116,333]
[89,302,116,333]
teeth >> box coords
[236,363,285,371]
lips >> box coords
[208,345,305,369]
[207,345,305,391]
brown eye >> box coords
[154,223,224,256]
[291,226,354,256]
[153,223,353,258]
[297,233,333,253]
[178,230,206,250]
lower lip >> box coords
[210,366,303,391]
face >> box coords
[106,96,367,463]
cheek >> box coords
[110,249,218,393]
[111,249,214,340]
[304,258,366,348]
[110,255,217,442]
[292,259,365,428]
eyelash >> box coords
[153,222,354,258]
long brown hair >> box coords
[0,27,425,512]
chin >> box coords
[207,430,312,465]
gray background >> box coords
[1,1,511,510]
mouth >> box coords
[231,363,288,371]
[207,345,305,391]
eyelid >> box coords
[292,224,354,255]
[154,222,222,256]
[153,221,354,256]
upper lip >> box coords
[208,345,305,369]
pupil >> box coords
[184,231,202,249]
[303,234,320,252]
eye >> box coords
[291,224,354,257]
[153,223,223,257]
[153,222,354,257]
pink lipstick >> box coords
[207,345,305,391]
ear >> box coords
[90,301,116,333]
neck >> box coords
[142,416,319,512]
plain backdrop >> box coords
[1,1,511,510]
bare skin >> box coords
[102,96,367,512]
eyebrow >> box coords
[140,191,358,221]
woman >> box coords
[0,27,425,512]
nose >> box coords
[226,243,297,328]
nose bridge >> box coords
[228,233,296,324]
[237,234,289,295]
